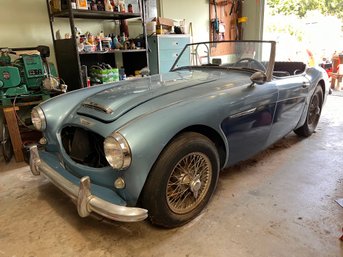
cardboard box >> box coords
[153,17,174,34]
[153,17,174,27]
[76,0,88,10]
[50,0,61,12]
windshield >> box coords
[171,40,275,80]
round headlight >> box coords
[31,106,46,131]
[104,132,131,170]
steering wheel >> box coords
[233,58,266,71]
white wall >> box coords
[242,0,264,40]
[1,0,54,59]
[159,0,209,43]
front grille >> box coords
[61,126,108,168]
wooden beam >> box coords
[3,107,24,162]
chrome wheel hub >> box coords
[190,174,201,199]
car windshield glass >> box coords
[171,41,274,74]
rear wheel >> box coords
[294,85,323,137]
[141,132,220,228]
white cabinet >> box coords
[148,35,190,74]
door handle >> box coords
[230,107,257,119]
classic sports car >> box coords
[29,40,329,228]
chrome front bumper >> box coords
[29,145,148,222]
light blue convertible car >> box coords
[30,40,329,228]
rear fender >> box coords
[295,67,328,129]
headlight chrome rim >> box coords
[104,132,131,170]
[31,106,46,131]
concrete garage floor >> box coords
[0,95,342,257]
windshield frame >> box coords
[170,40,276,82]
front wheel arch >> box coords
[140,132,220,228]
[178,125,227,169]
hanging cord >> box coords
[13,95,33,130]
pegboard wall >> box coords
[209,0,243,56]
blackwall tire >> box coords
[141,132,220,228]
[294,85,323,137]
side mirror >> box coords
[250,71,267,85]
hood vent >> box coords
[82,101,113,114]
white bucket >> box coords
[147,21,156,35]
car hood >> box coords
[76,69,249,123]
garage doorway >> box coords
[263,1,343,66]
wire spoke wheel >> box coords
[141,132,219,227]
[167,152,212,214]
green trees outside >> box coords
[267,0,343,19]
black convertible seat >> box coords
[273,62,306,76]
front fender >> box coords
[117,99,227,205]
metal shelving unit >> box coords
[46,0,149,90]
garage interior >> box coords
[0,0,342,256]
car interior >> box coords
[272,61,307,77]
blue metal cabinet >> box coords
[148,35,190,74]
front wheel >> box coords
[294,85,323,137]
[141,132,220,228]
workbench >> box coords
[1,100,42,162]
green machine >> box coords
[0,46,67,162]
[0,46,67,106]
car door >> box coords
[266,75,309,145]
[221,81,278,166]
